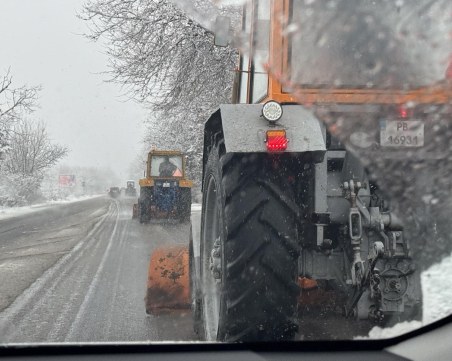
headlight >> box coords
[262,101,283,123]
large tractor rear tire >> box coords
[178,188,192,223]
[200,139,301,342]
[139,187,152,223]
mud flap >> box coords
[298,277,342,309]
[145,246,190,314]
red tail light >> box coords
[266,129,288,152]
[398,105,413,119]
[399,105,408,118]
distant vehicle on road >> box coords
[108,187,120,198]
[124,180,137,197]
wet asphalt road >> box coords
[0,196,196,343]
[0,196,395,343]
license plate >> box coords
[163,182,170,188]
[380,120,424,147]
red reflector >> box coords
[266,130,288,152]
[398,105,412,119]
[399,106,408,118]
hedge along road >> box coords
[0,196,196,343]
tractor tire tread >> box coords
[217,150,301,342]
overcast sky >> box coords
[0,0,147,180]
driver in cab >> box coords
[159,156,178,177]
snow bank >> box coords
[356,321,423,340]
[422,255,452,325]
[0,195,103,221]
[191,203,202,212]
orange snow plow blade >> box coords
[145,246,190,314]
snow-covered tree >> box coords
[82,0,240,186]
[82,0,237,111]
[1,119,68,204]
[0,69,40,158]
[4,119,68,176]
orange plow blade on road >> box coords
[145,246,190,314]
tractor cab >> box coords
[149,153,184,178]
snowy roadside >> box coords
[191,203,202,212]
[422,255,452,324]
[0,194,104,221]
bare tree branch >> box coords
[81,0,239,184]
[0,69,40,155]
[0,69,40,120]
[4,119,68,177]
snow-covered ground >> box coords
[422,255,452,325]
[0,195,103,221]
[191,203,202,212]
[2,198,450,340]
[1,199,200,221]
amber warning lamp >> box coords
[266,129,288,152]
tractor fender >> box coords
[204,104,326,160]
[145,245,190,314]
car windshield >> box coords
[1,0,452,347]
[287,0,452,89]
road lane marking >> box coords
[64,200,121,341]
[0,204,113,341]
